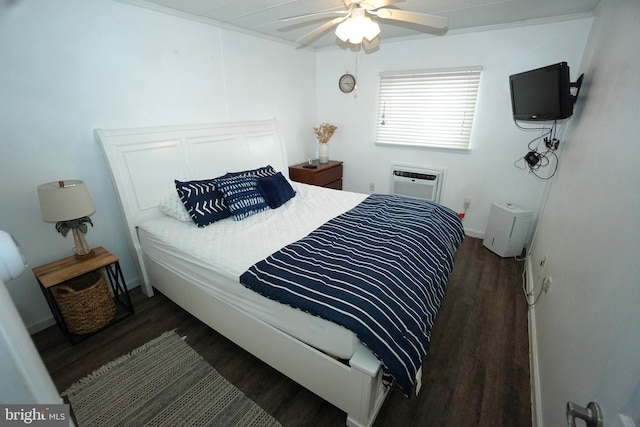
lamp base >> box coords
[71,228,94,260]
[74,249,95,260]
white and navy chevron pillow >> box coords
[214,165,277,220]
[174,179,231,227]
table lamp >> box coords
[37,180,96,259]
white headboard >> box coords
[95,119,288,294]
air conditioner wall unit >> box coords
[390,164,446,204]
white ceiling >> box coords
[120,0,599,48]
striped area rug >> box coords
[62,331,282,427]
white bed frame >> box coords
[95,120,388,427]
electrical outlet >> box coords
[536,254,548,290]
[545,138,560,150]
[540,254,547,267]
[369,183,375,192]
[463,197,471,209]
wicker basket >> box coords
[51,271,116,335]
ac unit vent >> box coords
[390,164,445,204]
[393,171,438,181]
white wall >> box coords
[0,0,315,331]
[528,0,640,425]
[0,280,61,405]
[315,18,592,237]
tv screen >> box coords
[509,62,573,121]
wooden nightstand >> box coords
[32,246,134,344]
[289,160,343,190]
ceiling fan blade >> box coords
[296,16,348,45]
[361,0,405,10]
[375,8,448,29]
[279,9,347,22]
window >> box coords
[376,67,482,150]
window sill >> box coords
[375,141,471,152]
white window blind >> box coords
[376,67,482,150]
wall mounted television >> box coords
[509,62,578,121]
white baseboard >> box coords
[526,256,543,427]
[27,317,56,335]
[464,228,484,239]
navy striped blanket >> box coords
[240,194,465,396]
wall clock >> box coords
[339,73,356,93]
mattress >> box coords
[138,182,368,359]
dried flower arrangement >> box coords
[313,123,337,144]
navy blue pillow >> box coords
[257,172,296,209]
[174,179,231,227]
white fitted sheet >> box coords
[138,182,368,359]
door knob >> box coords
[566,401,603,427]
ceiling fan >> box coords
[281,0,448,46]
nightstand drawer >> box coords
[324,179,343,190]
[314,164,343,187]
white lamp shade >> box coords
[0,231,26,282]
[362,19,380,41]
[335,18,353,42]
[37,180,96,222]
[335,15,380,44]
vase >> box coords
[319,142,330,163]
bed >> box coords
[95,119,464,427]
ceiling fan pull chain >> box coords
[354,46,359,98]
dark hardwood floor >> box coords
[32,237,531,427]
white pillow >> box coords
[158,191,191,222]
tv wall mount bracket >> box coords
[571,74,584,104]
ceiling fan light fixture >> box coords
[335,15,380,44]
[296,1,447,47]
[335,18,353,42]
[363,18,381,41]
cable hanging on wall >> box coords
[513,120,560,180]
